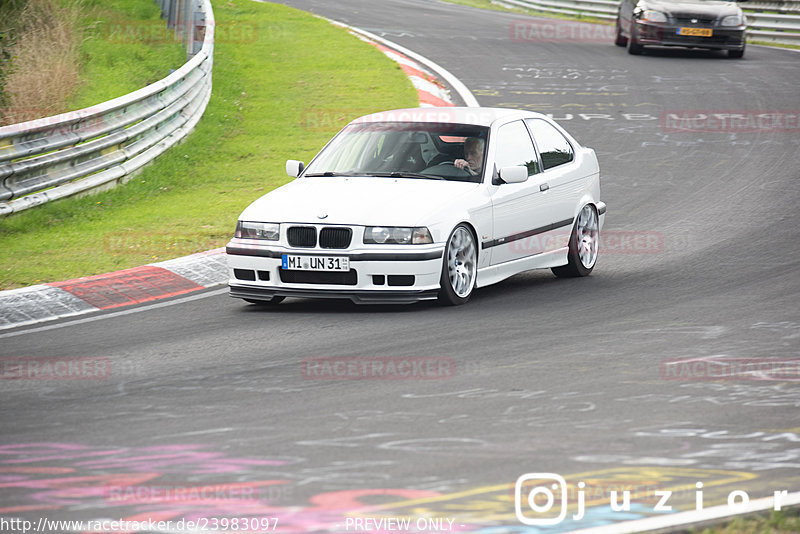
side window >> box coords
[494,120,540,177]
[525,119,574,170]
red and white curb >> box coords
[331,21,480,108]
[0,22,477,332]
[356,36,454,107]
[0,249,228,330]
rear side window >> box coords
[525,119,574,170]
[494,120,540,177]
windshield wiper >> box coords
[306,171,445,180]
[304,172,350,177]
[371,172,445,180]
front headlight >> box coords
[236,221,280,240]
[641,10,667,22]
[364,226,433,245]
[721,14,745,26]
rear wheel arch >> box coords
[552,203,600,278]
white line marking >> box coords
[569,491,800,534]
[0,287,228,339]
[156,427,235,438]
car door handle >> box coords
[539,183,550,192]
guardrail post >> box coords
[184,0,194,55]
[177,0,184,29]
[190,0,205,57]
[167,0,178,29]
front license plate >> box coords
[281,255,349,272]
[678,27,713,37]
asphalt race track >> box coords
[2,0,800,531]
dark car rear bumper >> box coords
[635,22,746,50]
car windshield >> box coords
[303,121,490,183]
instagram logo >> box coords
[515,473,579,525]
[514,473,793,526]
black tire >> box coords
[552,205,599,278]
[627,24,644,55]
[614,18,628,46]
[728,45,745,59]
[244,296,285,306]
[438,224,477,306]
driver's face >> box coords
[465,146,482,170]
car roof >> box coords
[350,107,547,128]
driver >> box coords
[454,137,485,176]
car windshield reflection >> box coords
[302,122,490,183]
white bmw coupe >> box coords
[226,107,606,306]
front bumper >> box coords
[226,240,445,304]
[229,285,440,305]
[635,22,746,50]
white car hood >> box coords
[239,176,480,227]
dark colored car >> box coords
[615,0,747,58]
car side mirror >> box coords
[286,160,305,177]
[498,166,528,184]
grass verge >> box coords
[0,0,185,124]
[694,507,800,533]
[0,0,417,289]
[0,0,83,124]
[749,40,800,50]
[69,0,188,109]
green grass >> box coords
[749,39,800,50]
[694,507,800,533]
[0,0,417,289]
[70,0,188,108]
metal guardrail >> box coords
[0,0,214,217]
[497,0,618,20]
[494,0,800,44]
